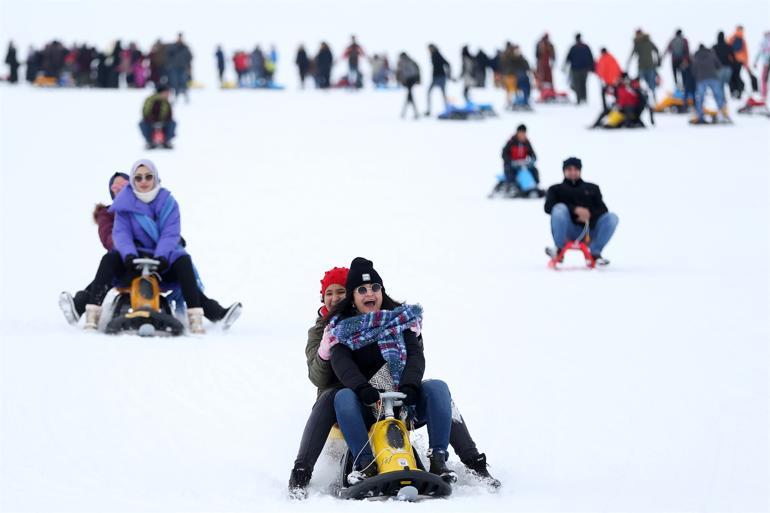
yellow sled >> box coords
[337,392,452,500]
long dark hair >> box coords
[322,289,402,327]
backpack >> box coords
[732,37,744,52]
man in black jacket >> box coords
[544,157,618,265]
[425,43,451,116]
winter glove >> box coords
[124,254,138,270]
[356,385,381,406]
[400,384,421,406]
[155,256,169,273]
[318,326,337,361]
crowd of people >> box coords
[3,33,194,100]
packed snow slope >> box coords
[1,1,769,512]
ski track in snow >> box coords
[1,1,769,511]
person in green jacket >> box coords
[288,266,500,499]
[627,29,661,103]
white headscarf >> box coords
[130,158,161,203]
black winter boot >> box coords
[288,464,311,499]
[428,449,457,484]
[463,453,501,489]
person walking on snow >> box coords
[544,157,618,266]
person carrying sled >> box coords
[494,124,543,197]
[691,44,729,123]
[324,258,457,486]
[544,157,618,266]
[59,171,240,330]
[288,264,500,498]
[80,160,239,334]
[535,33,555,91]
[727,26,757,98]
[396,52,421,119]
[139,85,175,149]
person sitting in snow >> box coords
[493,124,544,197]
[72,160,240,334]
[544,157,619,266]
[139,85,175,149]
[287,265,500,499]
[592,73,650,128]
[58,172,240,331]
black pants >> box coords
[293,387,481,474]
[571,69,589,103]
[88,252,204,309]
[401,81,418,117]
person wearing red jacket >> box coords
[58,172,240,329]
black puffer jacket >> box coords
[330,328,425,394]
[544,178,609,228]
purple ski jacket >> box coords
[109,186,187,264]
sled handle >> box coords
[577,220,590,243]
[133,257,161,277]
[380,392,406,418]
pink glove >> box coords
[409,320,422,337]
[318,326,337,361]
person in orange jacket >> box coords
[595,48,622,109]
[727,25,758,96]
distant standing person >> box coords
[215,45,225,85]
[727,25,756,97]
[296,44,310,89]
[755,31,770,98]
[712,32,736,97]
[564,33,595,104]
[535,33,555,90]
[595,48,622,110]
[425,43,451,116]
[627,29,660,103]
[343,35,364,88]
[663,29,690,88]
[315,42,333,89]
[4,41,19,83]
[396,52,421,119]
[167,33,193,102]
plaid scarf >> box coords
[329,304,423,388]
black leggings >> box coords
[293,386,482,474]
[88,252,203,309]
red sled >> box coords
[548,240,596,270]
[151,124,166,146]
[536,84,570,104]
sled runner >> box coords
[547,221,598,270]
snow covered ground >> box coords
[1,1,769,512]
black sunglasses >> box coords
[134,174,155,182]
[356,283,382,295]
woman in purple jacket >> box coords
[82,159,233,334]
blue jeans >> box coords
[695,79,725,119]
[550,203,619,256]
[516,72,531,103]
[139,120,176,144]
[334,379,452,469]
[717,66,732,95]
[640,68,657,94]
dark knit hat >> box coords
[562,157,582,170]
[108,172,130,199]
[516,124,527,132]
[345,257,383,295]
